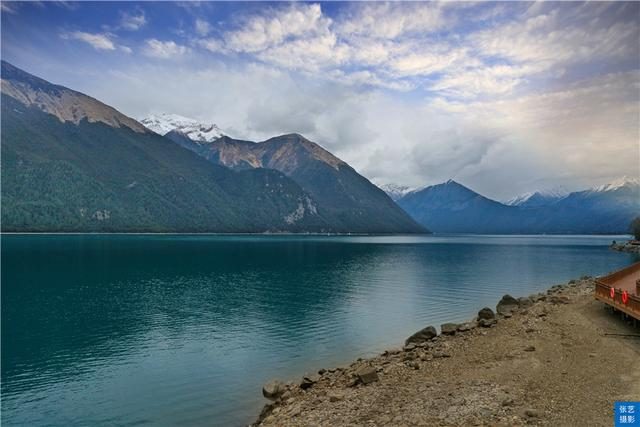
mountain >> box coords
[538,177,639,234]
[157,125,427,233]
[397,180,526,233]
[506,187,568,208]
[2,62,425,233]
[378,183,417,201]
[397,178,640,234]
[139,113,224,143]
[0,61,334,232]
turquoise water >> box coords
[2,234,638,426]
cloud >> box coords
[143,39,189,59]
[186,1,638,102]
[120,10,147,31]
[194,18,211,36]
[473,8,638,68]
[223,3,331,53]
[337,2,447,38]
[60,31,116,51]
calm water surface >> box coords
[2,234,638,426]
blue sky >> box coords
[2,1,639,199]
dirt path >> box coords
[255,277,640,426]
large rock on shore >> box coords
[441,323,459,335]
[355,365,379,384]
[405,325,437,345]
[477,307,495,320]
[263,380,285,400]
[496,294,519,315]
[300,373,321,390]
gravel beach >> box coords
[254,276,640,426]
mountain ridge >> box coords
[1,61,426,234]
[397,178,639,234]
[161,127,427,233]
[1,60,148,133]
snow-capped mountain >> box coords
[378,183,417,201]
[397,176,639,234]
[506,187,568,207]
[589,175,640,193]
[139,113,223,143]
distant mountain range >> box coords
[0,61,424,233]
[2,60,635,235]
[391,178,639,234]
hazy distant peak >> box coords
[140,113,224,143]
[591,176,640,193]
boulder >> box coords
[300,373,321,390]
[441,323,458,335]
[405,325,437,345]
[477,307,495,320]
[263,380,285,400]
[355,365,379,384]
[496,294,519,315]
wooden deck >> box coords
[594,262,640,321]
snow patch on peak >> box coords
[591,176,640,193]
[506,186,568,206]
[140,113,224,143]
[377,183,417,201]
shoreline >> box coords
[610,240,640,254]
[254,273,640,426]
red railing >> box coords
[595,262,640,320]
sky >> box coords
[2,1,639,200]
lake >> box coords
[2,234,638,426]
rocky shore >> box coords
[610,240,640,254]
[254,276,640,426]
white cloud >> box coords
[337,2,446,38]
[197,38,224,53]
[120,10,147,31]
[223,3,331,53]
[61,31,116,51]
[143,39,189,59]
[186,1,638,101]
[473,7,638,68]
[195,18,211,36]
[389,47,468,78]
